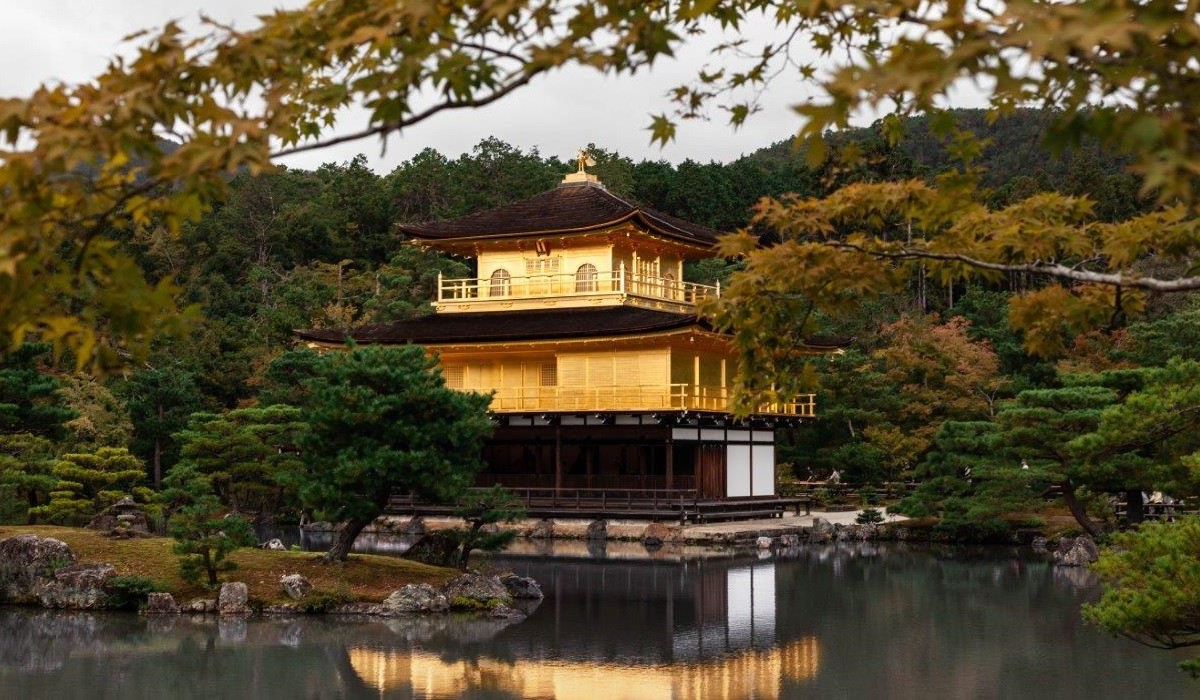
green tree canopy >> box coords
[29,447,148,525]
[120,365,204,486]
[173,405,307,522]
[267,345,493,562]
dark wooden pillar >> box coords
[554,423,563,495]
[666,431,674,490]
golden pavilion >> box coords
[298,153,835,518]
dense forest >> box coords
[1,108,1194,540]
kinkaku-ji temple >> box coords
[297,152,843,521]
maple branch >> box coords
[827,241,1200,292]
[270,72,536,159]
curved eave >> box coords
[404,212,717,253]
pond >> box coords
[0,543,1193,699]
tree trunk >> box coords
[1125,489,1144,525]
[153,403,163,489]
[457,522,483,570]
[27,491,38,525]
[322,517,373,563]
[1060,480,1102,538]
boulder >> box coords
[779,533,800,547]
[0,535,77,603]
[403,516,426,536]
[402,532,459,567]
[442,573,513,611]
[488,605,527,620]
[527,519,554,540]
[1031,537,1049,553]
[217,581,250,616]
[1054,536,1100,567]
[835,525,853,542]
[1055,537,1075,557]
[330,602,386,615]
[144,592,180,615]
[586,520,608,542]
[499,573,543,600]
[756,536,774,550]
[382,584,449,614]
[183,598,217,614]
[808,518,835,544]
[1074,535,1100,561]
[38,563,116,609]
[641,522,674,547]
[260,539,286,551]
[857,523,880,541]
[264,604,303,615]
[279,573,312,600]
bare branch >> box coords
[270,73,536,159]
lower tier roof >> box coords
[295,307,703,345]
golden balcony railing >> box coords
[484,384,815,417]
[436,266,719,307]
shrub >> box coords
[105,575,164,610]
[856,508,885,525]
[169,495,256,587]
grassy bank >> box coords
[0,526,454,606]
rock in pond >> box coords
[382,584,449,614]
[39,563,116,610]
[279,573,312,600]
[442,573,513,611]
[527,518,554,540]
[808,518,835,544]
[144,592,180,615]
[1054,536,1100,567]
[756,536,774,550]
[499,573,543,600]
[0,535,77,604]
[586,520,608,542]
[183,598,217,614]
[218,582,250,616]
[641,522,674,547]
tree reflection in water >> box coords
[0,544,1192,699]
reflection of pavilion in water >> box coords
[348,558,820,698]
[348,638,819,699]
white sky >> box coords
[0,1,831,173]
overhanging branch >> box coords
[828,241,1200,292]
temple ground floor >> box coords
[475,412,789,501]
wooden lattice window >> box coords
[539,362,558,386]
[525,257,561,275]
[488,268,511,297]
[443,365,464,389]
[575,263,598,292]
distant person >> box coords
[827,469,841,484]
[1021,459,1029,470]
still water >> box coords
[0,544,1194,699]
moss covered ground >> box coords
[0,525,453,606]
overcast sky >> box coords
[0,1,837,173]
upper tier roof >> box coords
[398,181,720,249]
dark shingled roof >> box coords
[295,307,705,345]
[398,182,719,248]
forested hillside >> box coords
[2,109,1195,539]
